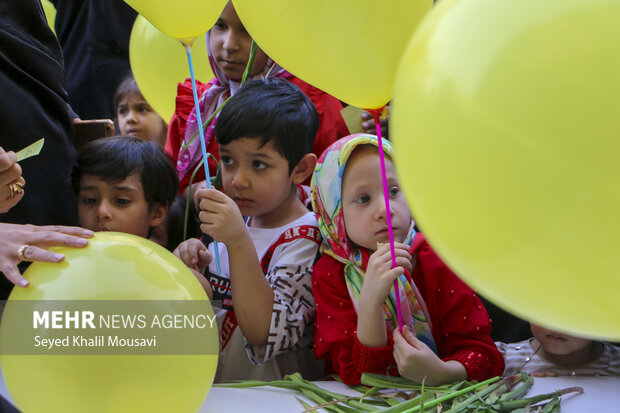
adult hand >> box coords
[0,147,26,213]
[0,224,93,287]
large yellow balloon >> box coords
[130,15,214,123]
[0,232,218,412]
[392,0,620,340]
[123,0,227,42]
[233,0,432,109]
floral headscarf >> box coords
[176,31,292,181]
[311,134,436,351]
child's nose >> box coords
[222,30,241,52]
[96,201,112,220]
[126,110,138,123]
[232,169,250,188]
[375,201,394,221]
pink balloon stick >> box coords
[372,110,403,332]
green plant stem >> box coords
[445,375,516,413]
[495,387,583,412]
[178,101,228,159]
[241,41,259,84]
[183,158,203,240]
[390,376,500,413]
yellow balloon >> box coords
[41,0,56,34]
[124,0,227,42]
[392,0,620,340]
[0,232,218,412]
[233,0,432,109]
[130,15,214,123]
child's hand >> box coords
[360,243,412,309]
[173,238,211,274]
[361,110,389,137]
[393,326,466,386]
[196,188,246,246]
[190,180,208,210]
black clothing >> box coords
[0,0,79,298]
[88,0,137,118]
[51,0,108,119]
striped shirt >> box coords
[497,339,620,377]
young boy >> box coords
[174,78,322,381]
[72,136,178,242]
[498,323,620,377]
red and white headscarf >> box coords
[311,134,437,352]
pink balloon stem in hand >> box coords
[370,109,403,332]
[185,43,222,276]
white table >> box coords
[201,377,620,412]
[2,372,619,412]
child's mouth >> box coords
[234,198,252,207]
[546,334,567,342]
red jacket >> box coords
[312,234,505,385]
[165,77,349,192]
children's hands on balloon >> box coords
[173,237,211,274]
[360,243,412,309]
[196,187,246,246]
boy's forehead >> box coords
[220,137,281,158]
[80,173,144,192]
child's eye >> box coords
[354,195,370,204]
[252,160,267,170]
[118,108,127,116]
[115,198,131,206]
[214,21,227,30]
[137,104,151,113]
[221,156,234,166]
[389,186,400,197]
[80,197,97,205]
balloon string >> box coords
[369,108,403,332]
[185,44,222,276]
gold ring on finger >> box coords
[17,244,31,262]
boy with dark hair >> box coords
[174,78,322,381]
[72,136,178,241]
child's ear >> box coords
[291,153,317,185]
[149,204,168,228]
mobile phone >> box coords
[73,119,115,149]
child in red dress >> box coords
[310,134,504,385]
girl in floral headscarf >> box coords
[310,134,504,385]
[164,1,348,196]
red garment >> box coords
[165,77,349,192]
[164,79,219,192]
[312,234,505,385]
